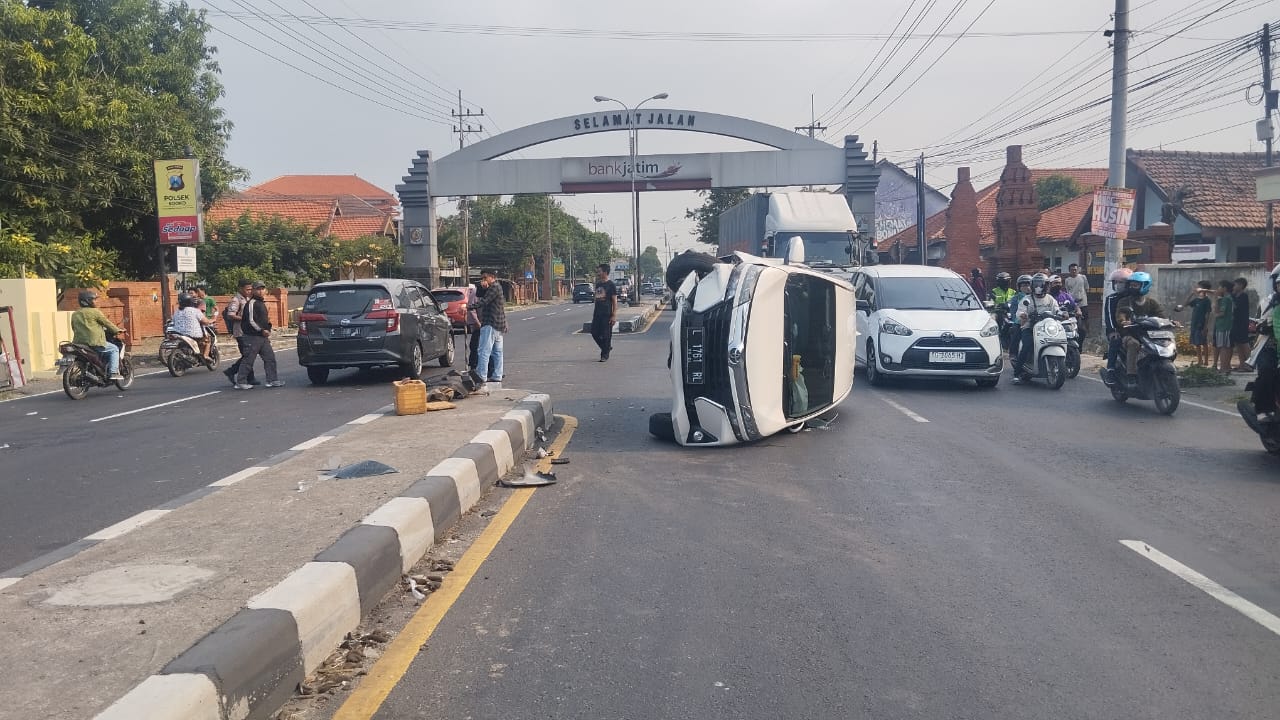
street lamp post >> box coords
[651,216,678,270]
[594,92,668,303]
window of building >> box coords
[1236,246,1261,262]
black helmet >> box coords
[177,292,197,309]
[77,290,98,308]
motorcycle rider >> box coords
[1103,268,1135,377]
[1013,273,1060,383]
[1007,274,1033,361]
[1114,271,1165,386]
[173,292,215,359]
[989,272,1016,348]
[70,290,126,380]
[1249,266,1280,422]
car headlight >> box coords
[880,318,913,336]
[980,319,1000,337]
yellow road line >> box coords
[333,414,578,719]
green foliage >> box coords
[329,235,404,280]
[0,0,244,279]
[0,219,118,292]
[1178,363,1235,388]
[685,188,752,246]
[1035,174,1086,211]
[638,245,662,279]
[200,214,330,293]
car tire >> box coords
[402,341,423,378]
[665,251,719,293]
[865,340,886,386]
[307,367,330,385]
[439,334,455,367]
[648,412,676,442]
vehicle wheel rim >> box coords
[866,342,879,383]
[413,344,423,375]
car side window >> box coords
[402,286,426,310]
[863,278,877,309]
[418,286,442,313]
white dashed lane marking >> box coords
[348,413,385,425]
[290,435,334,451]
[89,391,221,423]
[210,466,268,487]
[879,396,929,423]
[85,509,172,541]
[0,578,21,591]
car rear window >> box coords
[433,290,465,303]
[304,287,393,315]
[575,284,592,291]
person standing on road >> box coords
[1062,263,1089,342]
[465,281,482,372]
[1213,280,1236,373]
[234,281,283,389]
[1231,277,1252,372]
[222,279,258,386]
[1184,280,1213,366]
[591,263,618,362]
[193,284,216,321]
[471,269,506,391]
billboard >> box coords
[154,158,202,245]
[561,154,712,193]
[1090,186,1136,240]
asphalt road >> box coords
[316,306,1280,720]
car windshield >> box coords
[782,274,838,419]
[877,276,980,310]
[772,232,853,266]
[304,287,392,315]
[432,290,465,303]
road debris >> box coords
[329,460,398,479]
[500,469,557,488]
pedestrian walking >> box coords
[221,278,258,386]
[1231,277,1252,371]
[1184,280,1213,366]
[1213,280,1235,373]
[234,281,282,389]
[1062,263,1090,342]
[590,263,618,362]
[470,269,506,392]
[968,268,987,301]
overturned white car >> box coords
[649,249,856,447]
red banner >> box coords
[158,215,200,245]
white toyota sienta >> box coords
[851,265,1003,388]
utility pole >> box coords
[1104,0,1130,289]
[795,95,827,138]
[1262,22,1274,266]
[545,195,554,301]
[452,91,484,288]
[915,154,926,265]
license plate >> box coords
[55,358,71,367]
[685,327,705,384]
[929,351,966,363]
[334,327,361,338]
[1148,330,1174,340]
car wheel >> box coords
[975,375,999,388]
[402,341,423,378]
[648,412,676,442]
[865,340,886,386]
[664,251,719,293]
[307,367,330,385]
[439,334,455,367]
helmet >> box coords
[995,271,1011,282]
[1270,264,1280,286]
[1030,272,1049,296]
[1109,267,1133,291]
[1129,271,1152,296]
[177,292,198,309]
[1016,274,1032,288]
[1048,274,1062,286]
[77,290,98,308]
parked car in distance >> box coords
[851,265,1002,388]
[572,282,594,304]
[650,250,855,447]
[297,278,455,385]
[430,286,472,331]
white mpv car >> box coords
[851,265,1003,387]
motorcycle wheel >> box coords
[1153,369,1180,416]
[205,344,221,371]
[1045,356,1066,390]
[62,362,90,400]
[115,355,134,390]
[158,343,175,365]
[167,349,190,378]
[1066,347,1080,379]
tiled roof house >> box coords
[206,174,399,243]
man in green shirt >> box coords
[70,290,126,380]
[194,285,216,320]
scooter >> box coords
[57,332,134,399]
[1237,317,1280,454]
[1013,311,1069,390]
[163,327,220,377]
[1099,316,1180,415]
[1061,313,1082,379]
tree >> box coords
[200,214,330,293]
[685,188,752,245]
[0,0,244,279]
[1035,174,1086,211]
[638,246,662,280]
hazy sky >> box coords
[192,0,1277,260]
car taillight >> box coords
[298,312,326,335]
[367,309,399,332]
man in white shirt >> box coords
[1014,273,1060,383]
[1062,263,1089,341]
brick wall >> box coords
[993,145,1042,276]
[943,167,983,277]
[61,284,290,338]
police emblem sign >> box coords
[154,158,203,245]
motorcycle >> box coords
[986,300,1012,352]
[1237,317,1280,454]
[57,332,134,399]
[163,327,220,377]
[1061,313,1081,379]
[1099,316,1180,415]
[1013,310,1069,390]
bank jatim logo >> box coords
[586,160,683,180]
[166,164,185,191]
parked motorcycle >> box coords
[1237,316,1280,453]
[1061,313,1081,379]
[57,332,134,399]
[163,328,220,377]
[1013,311,1068,390]
[1099,316,1180,415]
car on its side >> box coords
[572,282,594,304]
[297,278,455,385]
[430,286,472,331]
[851,265,1002,388]
[650,250,855,447]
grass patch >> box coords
[1178,364,1236,388]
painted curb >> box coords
[92,393,553,720]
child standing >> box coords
[1185,280,1213,366]
[1213,280,1235,373]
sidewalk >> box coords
[0,388,552,720]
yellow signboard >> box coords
[153,159,201,244]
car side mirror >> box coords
[855,299,870,312]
